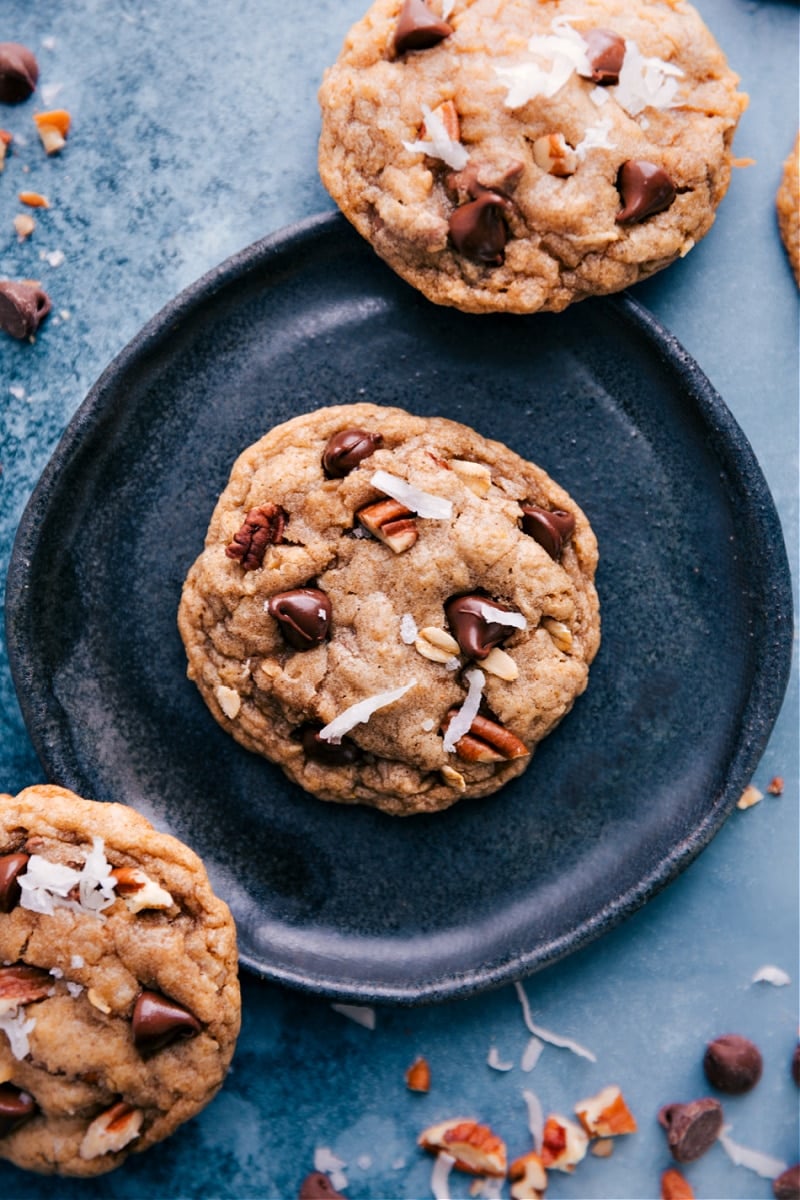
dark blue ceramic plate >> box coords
[6,212,792,1004]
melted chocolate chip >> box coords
[322,429,383,478]
[658,1098,723,1163]
[0,43,39,104]
[268,588,332,650]
[393,0,452,55]
[449,193,509,265]
[0,853,29,913]
[0,1083,37,1138]
[520,505,575,560]
[298,1172,345,1200]
[616,160,676,224]
[703,1034,763,1094]
[773,1164,800,1200]
[445,594,513,659]
[299,724,361,766]
[582,28,626,85]
[132,990,202,1053]
[0,281,51,340]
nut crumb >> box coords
[737,784,763,810]
[766,776,784,795]
[406,1056,431,1092]
[18,191,50,208]
[215,685,241,719]
[591,1138,614,1157]
[13,214,36,240]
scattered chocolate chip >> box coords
[449,194,509,265]
[225,503,286,570]
[582,28,626,85]
[299,724,361,766]
[132,990,202,1054]
[520,505,575,559]
[298,1172,345,1200]
[0,1083,37,1138]
[703,1034,763,1094]
[393,0,452,55]
[0,853,29,913]
[793,1043,800,1087]
[774,1164,800,1200]
[658,1098,723,1163]
[0,280,51,340]
[0,43,39,104]
[616,160,676,224]
[322,428,383,478]
[445,593,513,659]
[267,588,332,650]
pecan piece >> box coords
[540,1114,589,1172]
[419,1117,507,1176]
[356,497,418,553]
[443,710,529,762]
[110,866,174,913]
[0,964,52,1014]
[79,1101,143,1160]
[405,1056,431,1092]
[575,1085,637,1136]
[509,1151,547,1200]
[225,503,286,570]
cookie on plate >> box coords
[0,785,240,1176]
[318,0,747,313]
[776,133,799,286]
[178,403,600,815]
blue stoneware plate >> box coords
[5,212,793,1004]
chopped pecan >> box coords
[575,1085,637,1136]
[419,1117,507,1176]
[110,866,174,913]
[661,1167,695,1200]
[509,1151,547,1200]
[443,710,529,762]
[533,132,577,177]
[540,1114,589,1172]
[405,1055,431,1092]
[0,964,52,1014]
[33,108,71,155]
[423,99,460,142]
[79,1100,143,1160]
[356,497,418,553]
[225,503,286,570]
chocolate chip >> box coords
[520,505,575,559]
[0,1083,37,1138]
[394,0,452,55]
[299,724,361,766]
[322,429,383,478]
[0,280,52,340]
[0,853,29,913]
[298,1172,345,1200]
[774,1164,800,1200]
[616,160,676,224]
[792,1043,800,1087]
[0,43,39,104]
[658,1098,723,1162]
[267,588,332,650]
[132,990,202,1053]
[703,1034,763,1094]
[445,593,513,659]
[582,28,626,85]
[449,194,509,265]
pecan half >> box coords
[225,503,286,570]
[443,710,529,762]
[0,964,52,1014]
[419,1117,507,1176]
[356,497,418,553]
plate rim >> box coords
[5,211,795,1003]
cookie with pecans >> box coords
[178,403,600,815]
[318,0,747,313]
[0,785,240,1176]
[776,132,799,287]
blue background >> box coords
[0,0,797,1197]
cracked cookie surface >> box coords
[0,785,240,1176]
[178,403,600,815]
[318,0,747,313]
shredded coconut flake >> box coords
[575,116,615,160]
[403,104,469,170]
[487,1045,514,1071]
[400,613,418,644]
[431,1151,455,1200]
[476,601,526,630]
[320,680,416,744]
[441,0,455,16]
[443,668,485,753]
[313,1147,348,1192]
[590,85,610,106]
[0,1010,36,1059]
[497,21,589,107]
[472,1178,504,1199]
[331,1003,376,1030]
[370,470,453,519]
[613,40,683,116]
[522,1087,545,1152]
[19,838,117,920]
[751,964,791,987]
[719,1129,788,1179]
[521,1035,545,1072]
[514,981,597,1061]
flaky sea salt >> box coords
[313,1148,348,1192]
[403,104,469,171]
[370,470,453,520]
[442,669,484,752]
[19,838,117,920]
[400,613,418,644]
[70,954,84,969]
[319,680,416,744]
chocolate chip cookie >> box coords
[178,404,600,815]
[777,133,799,286]
[318,0,747,313]
[0,785,240,1176]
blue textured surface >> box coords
[0,1,797,1198]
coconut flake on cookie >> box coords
[18,836,117,919]
[403,103,469,170]
[319,680,418,744]
[613,41,683,115]
[575,116,615,160]
[370,470,453,519]
[442,667,485,752]
[0,1009,37,1059]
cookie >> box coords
[178,404,600,815]
[777,133,799,287]
[0,785,240,1176]
[318,0,747,313]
